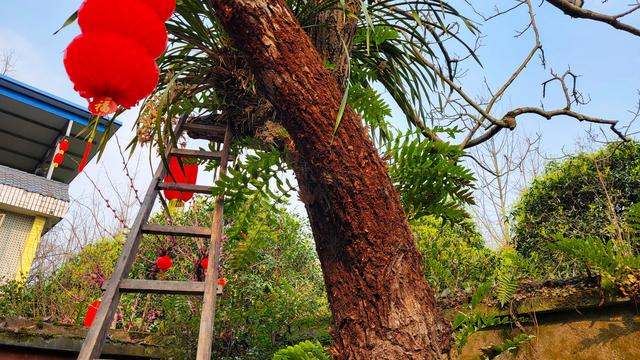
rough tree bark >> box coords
[309,0,362,89]
[210,0,452,358]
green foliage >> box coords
[453,281,533,358]
[627,203,640,239]
[511,141,640,273]
[480,333,534,360]
[211,145,295,214]
[0,236,123,324]
[0,196,329,360]
[413,216,496,293]
[272,340,330,360]
[494,249,520,308]
[550,235,640,293]
[386,131,476,222]
[452,282,511,352]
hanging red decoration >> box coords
[64,0,175,115]
[78,0,168,59]
[217,278,227,287]
[140,0,176,21]
[200,257,208,269]
[53,153,65,167]
[84,300,101,327]
[163,157,199,203]
[59,139,70,153]
[64,32,159,114]
[157,255,173,271]
[77,139,93,173]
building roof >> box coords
[0,74,122,184]
[0,165,69,202]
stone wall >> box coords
[459,302,640,360]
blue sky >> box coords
[1,1,638,238]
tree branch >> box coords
[546,0,640,37]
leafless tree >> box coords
[469,131,544,248]
[421,0,629,150]
[31,139,144,275]
[1,50,16,75]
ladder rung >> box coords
[103,279,223,295]
[141,224,212,238]
[170,148,227,161]
[157,183,212,194]
[183,123,227,135]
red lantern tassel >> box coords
[78,139,93,173]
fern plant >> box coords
[453,282,511,352]
[550,235,640,295]
[386,131,476,222]
[272,340,330,360]
[494,248,522,308]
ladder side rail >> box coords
[77,115,188,360]
[196,124,232,360]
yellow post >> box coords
[16,216,46,281]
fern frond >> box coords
[272,340,330,360]
[495,270,518,308]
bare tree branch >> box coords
[546,0,640,37]
[1,50,16,75]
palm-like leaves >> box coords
[136,0,477,148]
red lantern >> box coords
[59,139,70,153]
[200,257,208,269]
[157,255,173,271]
[140,0,176,21]
[217,278,227,287]
[163,157,199,202]
[64,32,159,114]
[84,300,101,327]
[53,153,65,167]
[78,0,168,59]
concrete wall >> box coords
[459,303,640,360]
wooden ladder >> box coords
[78,116,232,360]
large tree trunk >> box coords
[210,1,452,358]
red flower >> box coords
[53,153,65,167]
[84,300,101,327]
[156,255,173,271]
[163,157,199,202]
[200,257,209,270]
[64,32,159,113]
[58,139,70,153]
[78,0,168,59]
[140,0,177,21]
[217,277,227,287]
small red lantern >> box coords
[78,0,168,59]
[157,255,173,271]
[59,139,70,153]
[84,300,101,327]
[64,32,159,114]
[200,257,209,270]
[217,278,227,287]
[163,157,199,203]
[53,153,65,167]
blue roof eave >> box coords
[0,73,123,133]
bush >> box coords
[413,216,497,294]
[511,141,640,274]
[0,197,330,360]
